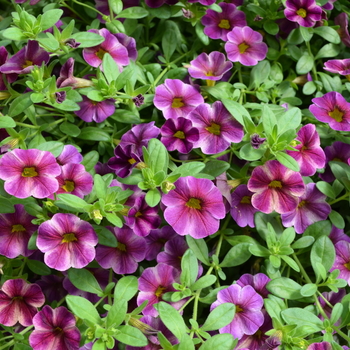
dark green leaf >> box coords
[220,243,251,268]
[116,7,149,18]
[78,127,110,141]
[313,26,340,44]
[59,122,81,137]
[114,325,148,346]
[27,259,51,275]
[186,236,210,265]
[9,93,33,117]
[67,268,103,295]
[71,32,105,48]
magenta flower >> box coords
[29,305,81,350]
[236,273,271,299]
[83,28,129,71]
[108,145,142,178]
[188,51,233,81]
[114,33,138,61]
[49,163,93,199]
[329,226,350,245]
[284,0,322,27]
[57,145,83,165]
[0,40,49,75]
[211,284,264,340]
[137,263,185,317]
[161,176,225,238]
[96,226,146,274]
[157,236,189,270]
[330,241,350,286]
[57,58,93,89]
[37,213,98,271]
[225,26,268,66]
[247,160,305,214]
[281,183,331,234]
[36,275,67,303]
[189,101,244,154]
[324,59,350,76]
[335,13,350,48]
[0,149,61,199]
[160,117,199,154]
[310,92,350,131]
[307,343,332,350]
[250,134,266,149]
[0,204,37,258]
[286,124,325,176]
[201,3,246,42]
[230,184,257,228]
[0,279,45,326]
[153,79,204,120]
[74,95,115,123]
[0,47,17,90]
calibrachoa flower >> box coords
[137,263,185,317]
[157,236,190,270]
[189,101,244,154]
[57,145,83,165]
[0,148,61,199]
[309,91,350,131]
[281,183,331,234]
[29,305,81,350]
[160,117,199,154]
[335,13,350,48]
[0,47,17,90]
[153,79,204,120]
[286,124,325,176]
[210,284,264,339]
[236,273,271,298]
[307,343,332,350]
[329,225,350,245]
[37,213,98,271]
[0,204,37,258]
[188,51,233,81]
[201,3,246,42]
[225,26,268,66]
[284,0,322,27]
[250,134,266,149]
[96,226,146,274]
[324,59,350,76]
[247,160,305,214]
[230,184,257,228]
[74,95,116,123]
[36,275,67,303]
[330,240,350,286]
[0,279,45,326]
[83,28,129,71]
[161,176,226,238]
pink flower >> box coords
[284,0,322,27]
[330,241,350,286]
[0,149,61,199]
[247,160,305,214]
[161,176,225,238]
[324,59,350,76]
[225,26,268,66]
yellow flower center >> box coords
[135,211,142,217]
[206,71,214,77]
[22,167,38,178]
[333,157,343,162]
[328,107,344,122]
[218,19,230,29]
[174,131,185,139]
[61,233,78,243]
[128,158,137,164]
[206,122,221,135]
[240,196,251,204]
[269,180,282,188]
[298,200,307,208]
[117,242,127,252]
[11,224,26,233]
[96,48,108,60]
[238,42,250,54]
[155,285,166,298]
[172,98,185,108]
[344,262,350,271]
[22,60,33,68]
[236,305,243,313]
[296,8,307,18]
[186,198,202,209]
[62,180,75,192]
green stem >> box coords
[305,41,318,81]
[60,1,88,22]
[15,122,39,129]
[328,192,349,205]
[291,253,312,284]
[108,268,114,305]
[0,326,33,350]
[70,0,106,16]
[178,295,195,312]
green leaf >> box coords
[105,213,123,227]
[190,275,216,291]
[311,236,335,282]
[81,151,99,172]
[250,60,271,88]
[158,302,187,340]
[56,193,89,211]
[280,255,299,272]
[201,160,230,178]
[41,9,63,30]
[239,143,265,161]
[267,277,302,300]
[222,99,251,126]
[291,236,315,249]
[249,243,271,257]
[304,220,331,239]
[66,295,101,324]
[186,236,210,265]
[180,249,198,287]
[330,303,343,325]
[114,276,138,301]
[116,7,149,18]
[220,243,251,268]
[94,226,118,247]
[107,298,127,328]
[145,189,161,207]
[78,127,110,141]
[2,27,26,41]
[0,116,16,128]
[198,334,237,350]
[103,53,120,83]
[114,325,148,346]
[201,303,235,331]
[67,268,103,295]
[329,210,345,229]
[296,53,314,74]
[300,283,317,297]
[59,122,81,137]
[178,334,195,350]
[8,93,33,117]
[262,104,277,137]
[170,162,205,177]
[299,26,313,42]
[316,181,335,199]
[71,32,105,48]
[94,174,107,199]
[36,141,64,157]
[147,138,169,175]
[109,0,123,14]
[27,259,51,275]
[277,108,301,135]
[313,26,340,44]
[0,197,14,213]
[162,21,178,62]
[281,308,323,331]
[315,43,340,59]
[276,152,300,172]
[263,20,279,35]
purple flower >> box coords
[286,124,325,176]
[322,0,336,10]
[330,240,350,286]
[57,145,83,166]
[247,160,305,214]
[318,289,346,321]
[15,0,41,4]
[189,101,244,154]
[201,3,247,42]
[0,279,44,326]
[0,204,37,258]
[335,13,350,48]
[188,52,233,81]
[310,90,350,130]
[50,163,93,199]
[153,79,204,120]
[74,95,115,123]
[137,263,185,317]
[281,183,331,234]
[55,91,66,103]
[133,94,145,107]
[114,33,138,61]
[324,59,350,76]
[37,213,98,271]
[236,273,271,299]
[225,26,268,66]
[83,28,129,71]
[329,226,350,245]
[36,275,67,303]
[157,236,189,270]
[29,305,81,350]
[161,176,226,238]
[125,194,161,237]
[96,226,145,275]
[250,134,266,149]
[0,148,61,199]
[0,41,49,74]
[160,117,199,154]
[0,47,17,90]
[211,284,264,340]
[230,184,257,228]
[307,343,332,350]
[284,0,322,27]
